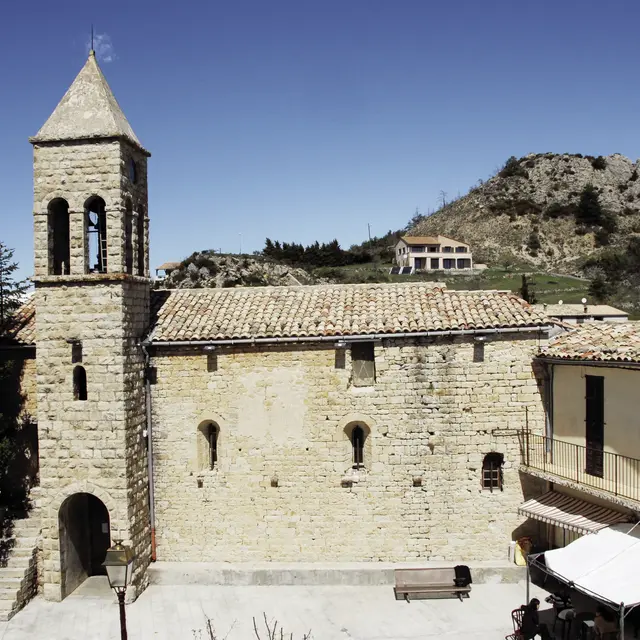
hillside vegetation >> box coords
[410,153,640,274]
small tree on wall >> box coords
[0,242,29,327]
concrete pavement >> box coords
[0,578,551,640]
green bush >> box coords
[630,168,638,182]
[527,231,541,255]
[591,156,607,170]
[594,228,611,247]
[499,156,529,179]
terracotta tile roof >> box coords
[0,299,35,346]
[539,321,640,363]
[401,235,468,246]
[156,262,181,271]
[400,236,440,245]
[148,283,548,343]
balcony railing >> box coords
[520,431,640,503]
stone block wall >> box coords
[150,331,547,563]
[34,280,150,599]
[32,140,148,278]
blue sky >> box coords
[2,0,639,279]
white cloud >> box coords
[87,33,117,63]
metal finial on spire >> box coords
[90,24,95,55]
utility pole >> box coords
[367,223,371,242]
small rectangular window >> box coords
[351,342,375,386]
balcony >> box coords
[519,431,640,504]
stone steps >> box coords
[0,516,40,621]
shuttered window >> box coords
[351,342,375,386]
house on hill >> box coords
[395,235,473,271]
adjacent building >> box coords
[519,322,640,549]
[395,236,473,271]
[535,302,628,324]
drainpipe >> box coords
[142,325,554,349]
[141,342,157,562]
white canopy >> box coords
[542,523,640,608]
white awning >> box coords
[542,523,640,607]
[518,491,630,535]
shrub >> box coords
[524,159,536,168]
[630,168,639,182]
[499,156,529,179]
[618,183,629,192]
[594,228,611,247]
[623,206,638,216]
[588,274,610,302]
[576,184,616,230]
[527,231,541,255]
[591,156,607,170]
[545,202,577,219]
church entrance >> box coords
[58,493,110,598]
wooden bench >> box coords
[394,568,472,602]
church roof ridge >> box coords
[30,51,149,155]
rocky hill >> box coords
[160,252,316,289]
[409,153,640,274]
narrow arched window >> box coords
[136,207,145,276]
[124,199,133,274]
[197,421,219,471]
[482,452,504,492]
[85,196,107,273]
[208,424,218,469]
[73,366,87,401]
[352,425,365,469]
[48,198,70,275]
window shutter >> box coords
[351,342,376,386]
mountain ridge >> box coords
[409,152,640,274]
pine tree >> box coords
[0,242,29,327]
[520,274,537,304]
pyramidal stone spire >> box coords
[31,51,146,152]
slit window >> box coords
[85,196,108,273]
[352,425,365,469]
[482,452,504,491]
[137,209,145,276]
[48,198,70,275]
[351,342,375,386]
[197,421,219,471]
[124,200,133,274]
[73,366,87,401]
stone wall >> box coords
[150,332,547,563]
[34,279,150,600]
[32,139,149,278]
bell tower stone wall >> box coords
[31,53,151,601]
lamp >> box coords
[103,540,134,640]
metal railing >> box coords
[520,431,640,503]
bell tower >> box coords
[30,51,151,601]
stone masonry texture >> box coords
[150,332,546,563]
[32,135,151,601]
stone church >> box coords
[0,52,552,614]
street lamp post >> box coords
[102,540,135,640]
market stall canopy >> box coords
[543,523,640,607]
[518,491,630,535]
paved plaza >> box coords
[0,578,550,640]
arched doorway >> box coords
[58,493,110,598]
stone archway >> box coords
[58,493,110,598]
